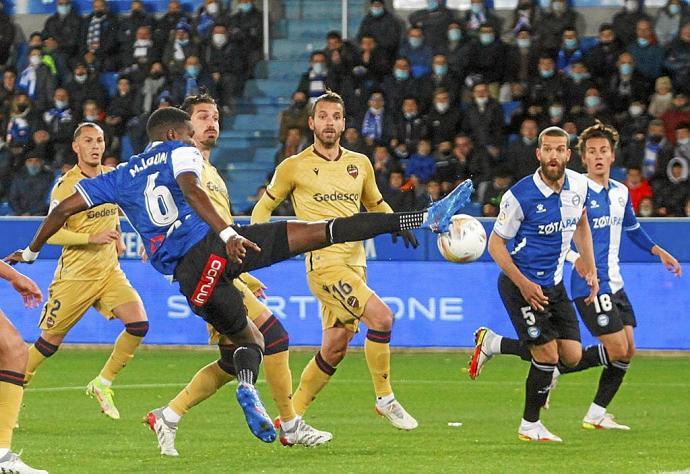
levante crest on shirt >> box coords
[347,164,358,178]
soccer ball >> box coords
[436,214,487,263]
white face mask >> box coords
[75,73,87,83]
[475,96,488,106]
[206,2,219,15]
[29,55,42,66]
[629,104,644,116]
[212,33,227,47]
[435,102,449,113]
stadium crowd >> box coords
[1,0,690,218]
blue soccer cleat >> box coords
[421,180,474,233]
[236,382,276,443]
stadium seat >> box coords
[120,136,133,162]
[99,72,119,98]
[0,202,11,216]
[611,166,627,182]
[501,101,522,125]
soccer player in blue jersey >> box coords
[470,121,682,432]
[478,126,599,442]
[7,107,473,444]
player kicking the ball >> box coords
[252,91,420,432]
[7,107,472,445]
[470,121,681,431]
[145,93,331,456]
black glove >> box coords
[391,230,419,249]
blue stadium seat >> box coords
[579,36,599,53]
[0,202,11,216]
[611,166,627,182]
[120,136,133,162]
[501,101,522,125]
[99,72,119,98]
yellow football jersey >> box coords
[50,165,120,281]
[201,159,233,224]
[263,145,391,270]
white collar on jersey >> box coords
[145,141,163,152]
[532,169,570,197]
[585,175,618,193]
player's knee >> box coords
[605,339,629,362]
[367,311,393,331]
[321,344,347,367]
[625,344,636,360]
[34,336,60,358]
[1,333,28,365]
[258,315,289,355]
[125,321,149,338]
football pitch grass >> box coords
[15,348,690,473]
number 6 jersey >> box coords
[75,141,210,275]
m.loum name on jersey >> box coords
[313,191,360,202]
[538,217,580,235]
[129,152,168,178]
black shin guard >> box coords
[500,337,531,361]
[35,337,59,358]
[233,343,263,384]
[558,344,608,374]
[524,360,556,422]
[593,360,629,408]
[326,212,424,244]
[258,316,289,355]
[218,344,237,376]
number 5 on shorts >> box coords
[521,306,535,326]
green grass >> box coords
[15,349,690,473]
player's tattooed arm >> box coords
[572,211,599,304]
[5,192,89,265]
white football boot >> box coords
[518,419,563,442]
[582,413,630,430]
[275,418,333,447]
[145,407,179,456]
[375,400,418,430]
[469,327,498,379]
[0,451,48,473]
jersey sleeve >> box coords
[74,170,118,208]
[622,193,655,252]
[492,190,524,240]
[265,159,294,202]
[361,158,390,211]
[49,177,74,210]
[170,146,203,179]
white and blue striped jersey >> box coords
[570,177,655,299]
[493,168,589,287]
[75,140,210,276]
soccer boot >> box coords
[236,382,276,443]
[375,399,418,430]
[582,413,630,430]
[421,180,474,232]
[274,417,333,447]
[145,407,179,456]
[518,420,563,442]
[0,451,48,474]
[85,378,120,420]
[468,327,498,380]
[544,367,560,410]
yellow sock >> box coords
[99,330,143,382]
[169,362,234,416]
[263,351,296,422]
[0,379,24,449]
[24,344,47,384]
[365,338,393,398]
[292,352,335,416]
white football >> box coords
[436,214,487,263]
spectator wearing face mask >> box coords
[466,23,507,98]
[42,88,76,165]
[195,0,223,41]
[297,51,343,104]
[655,159,690,216]
[117,0,157,52]
[170,55,214,106]
[461,82,503,167]
[660,93,690,142]
[425,54,460,105]
[585,23,624,87]
[279,91,310,143]
[324,30,359,81]
[409,0,458,52]
[438,21,471,81]
[382,57,421,115]
[80,0,120,71]
[43,0,82,59]
[655,0,688,46]
[505,27,540,85]
[64,62,107,112]
[603,52,652,114]
[162,21,199,76]
[463,0,502,40]
[637,196,656,216]
[221,0,263,77]
[625,166,654,213]
[616,100,652,147]
[361,91,394,147]
[563,61,596,110]
[17,47,56,113]
[155,0,190,46]
[648,76,675,118]
[672,122,690,159]
[556,27,584,75]
[532,0,584,53]
[105,76,140,148]
[505,118,539,180]
[202,24,247,113]
[628,18,665,81]
[9,151,53,215]
[621,119,673,182]
[526,55,567,112]
[663,22,690,92]
[356,0,402,62]
[425,88,461,147]
[613,0,652,46]
[5,94,39,171]
[398,27,433,79]
[571,87,614,131]
[119,25,161,79]
[391,96,428,159]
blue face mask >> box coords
[57,4,71,15]
[471,3,483,14]
[540,68,554,78]
[26,164,41,176]
[238,2,252,13]
[479,33,494,45]
[564,38,577,49]
[448,29,462,41]
[370,6,384,17]
[549,106,563,118]
[585,96,601,108]
[428,0,439,10]
[669,4,681,15]
[637,37,650,47]
[619,63,633,75]
[177,38,189,47]
[409,37,423,48]
[433,64,448,76]
[571,72,584,81]
[517,38,531,48]
[312,62,326,75]
[186,65,200,77]
[394,68,409,81]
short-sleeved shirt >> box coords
[264,145,389,270]
[571,177,640,299]
[50,165,120,281]
[75,140,209,276]
[493,168,588,287]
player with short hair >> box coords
[8,106,472,444]
[145,93,331,456]
[0,262,46,474]
[471,121,681,430]
[479,126,598,442]
[23,123,149,420]
[251,91,420,432]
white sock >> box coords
[0,448,9,458]
[489,334,503,355]
[162,406,181,424]
[519,418,539,430]
[281,416,300,432]
[98,375,112,387]
[376,393,395,408]
[586,403,606,421]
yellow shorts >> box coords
[39,269,141,335]
[307,265,373,332]
[207,278,271,345]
